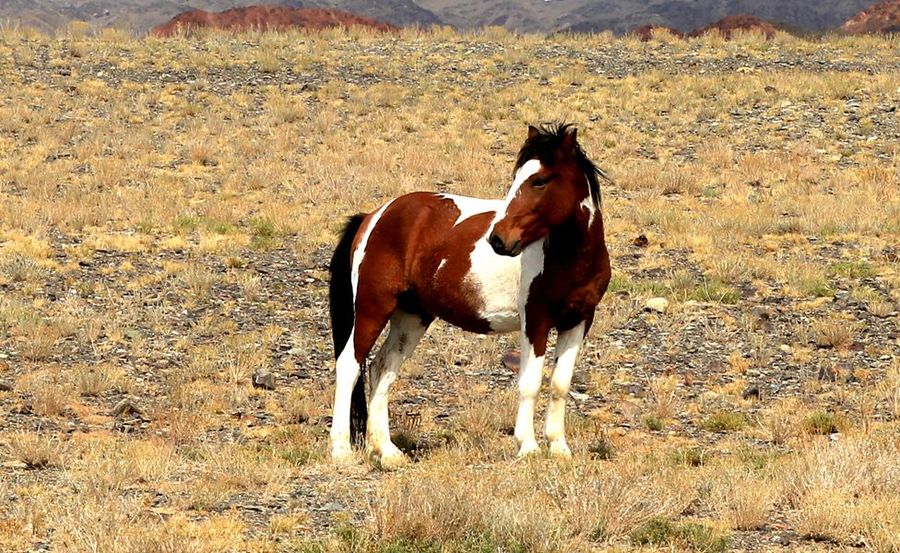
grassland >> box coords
[0,23,899,552]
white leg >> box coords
[330,338,359,463]
[514,336,545,458]
[366,311,428,469]
[545,322,585,458]
[514,238,547,458]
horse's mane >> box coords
[514,123,611,210]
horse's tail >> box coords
[329,213,368,445]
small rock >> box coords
[111,399,142,418]
[0,382,12,392]
[502,351,520,371]
[613,400,641,420]
[2,461,28,469]
[741,385,760,400]
[322,501,344,512]
[779,344,793,354]
[818,365,839,382]
[252,370,276,390]
[644,297,669,313]
[750,306,774,331]
[569,391,589,401]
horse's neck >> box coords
[543,208,605,267]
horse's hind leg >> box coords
[331,300,395,463]
[366,309,430,469]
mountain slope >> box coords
[0,0,880,34]
[0,0,438,34]
[415,0,876,34]
[841,0,900,33]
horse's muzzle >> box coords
[488,233,522,257]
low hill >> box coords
[150,5,396,36]
[687,14,781,39]
[841,0,900,33]
[631,24,684,41]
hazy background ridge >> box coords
[0,0,877,35]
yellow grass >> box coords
[0,25,898,552]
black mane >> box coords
[514,123,611,210]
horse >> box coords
[329,123,612,467]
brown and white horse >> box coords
[329,124,612,467]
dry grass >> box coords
[812,315,858,349]
[0,25,898,553]
[373,449,695,550]
[708,467,778,531]
[784,434,900,548]
[1,431,63,469]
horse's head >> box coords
[488,124,605,257]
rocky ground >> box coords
[0,29,898,552]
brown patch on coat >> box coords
[349,193,497,362]
[524,210,611,357]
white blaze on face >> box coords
[490,159,542,230]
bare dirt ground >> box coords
[0,25,899,552]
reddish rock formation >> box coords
[688,14,781,40]
[632,24,684,41]
[841,0,900,34]
[151,5,397,37]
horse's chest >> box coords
[463,238,521,333]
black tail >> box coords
[329,214,368,446]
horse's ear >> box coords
[527,125,540,140]
[561,127,578,152]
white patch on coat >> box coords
[350,201,393,302]
[438,193,501,226]
[518,237,545,308]
[464,232,521,332]
[454,162,548,333]
[580,195,596,226]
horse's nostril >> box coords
[488,233,506,254]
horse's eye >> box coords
[531,177,549,189]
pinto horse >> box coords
[329,124,612,467]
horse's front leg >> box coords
[545,321,586,458]
[514,320,550,458]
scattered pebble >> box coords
[111,399,142,418]
[645,297,669,313]
[253,370,277,390]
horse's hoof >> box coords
[515,441,541,459]
[331,443,355,465]
[371,448,409,471]
[548,440,572,459]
